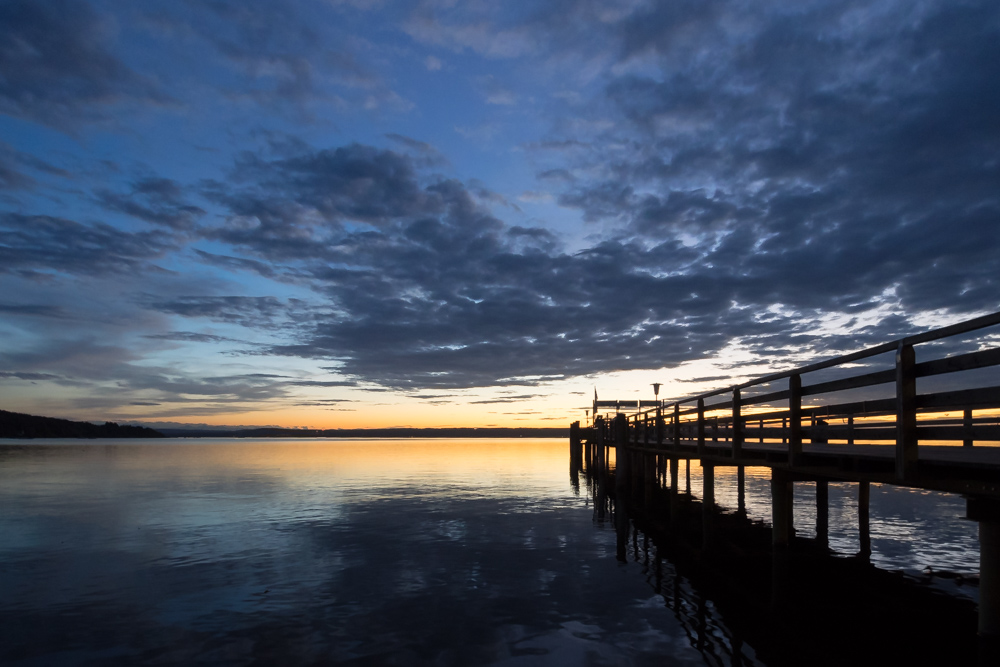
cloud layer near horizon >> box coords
[0,0,997,422]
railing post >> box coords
[964,409,974,448]
[673,403,680,450]
[789,374,802,467]
[732,387,743,459]
[697,398,706,457]
[656,405,663,446]
[896,343,917,481]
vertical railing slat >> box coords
[789,374,802,467]
[896,343,917,481]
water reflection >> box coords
[676,460,979,589]
[1,439,707,665]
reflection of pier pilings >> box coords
[575,433,980,666]
[858,480,871,560]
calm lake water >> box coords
[0,438,981,665]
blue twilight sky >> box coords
[0,0,998,429]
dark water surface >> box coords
[0,439,980,665]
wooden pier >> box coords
[570,311,1000,652]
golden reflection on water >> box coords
[0,437,573,499]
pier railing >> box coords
[593,311,1000,481]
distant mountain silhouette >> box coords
[0,410,165,439]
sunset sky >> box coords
[1,0,998,429]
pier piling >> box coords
[858,481,871,559]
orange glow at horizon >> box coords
[135,402,576,430]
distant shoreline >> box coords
[0,410,568,439]
[157,427,569,438]
[0,409,164,439]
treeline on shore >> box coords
[0,410,165,439]
[0,410,568,439]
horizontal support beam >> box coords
[916,347,1000,378]
[801,369,896,396]
[917,386,1000,410]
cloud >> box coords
[403,6,536,59]
[142,331,247,345]
[0,371,62,381]
[285,380,358,387]
[0,141,71,190]
[96,177,205,229]
[204,144,447,259]
[385,133,449,167]
[0,213,177,277]
[182,112,995,391]
[477,75,517,106]
[0,303,68,318]
[140,0,399,113]
[549,0,1000,315]
[0,0,168,129]
[139,295,301,328]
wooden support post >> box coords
[614,414,629,495]
[964,408,974,448]
[789,374,802,466]
[759,418,765,444]
[982,521,1000,646]
[633,449,642,502]
[968,497,1000,641]
[645,453,654,506]
[570,421,582,467]
[697,398,706,457]
[782,417,787,445]
[816,479,829,550]
[595,417,607,520]
[732,387,743,459]
[896,343,918,481]
[702,463,715,551]
[847,415,855,446]
[858,480,871,558]
[738,465,746,516]
[596,418,605,469]
[686,459,691,494]
[669,457,680,522]
[771,469,793,548]
[569,421,581,490]
[771,468,794,613]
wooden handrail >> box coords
[591,311,1000,468]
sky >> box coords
[0,0,998,429]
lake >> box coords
[0,438,981,665]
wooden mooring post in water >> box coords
[574,311,1000,650]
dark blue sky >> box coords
[0,0,997,428]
